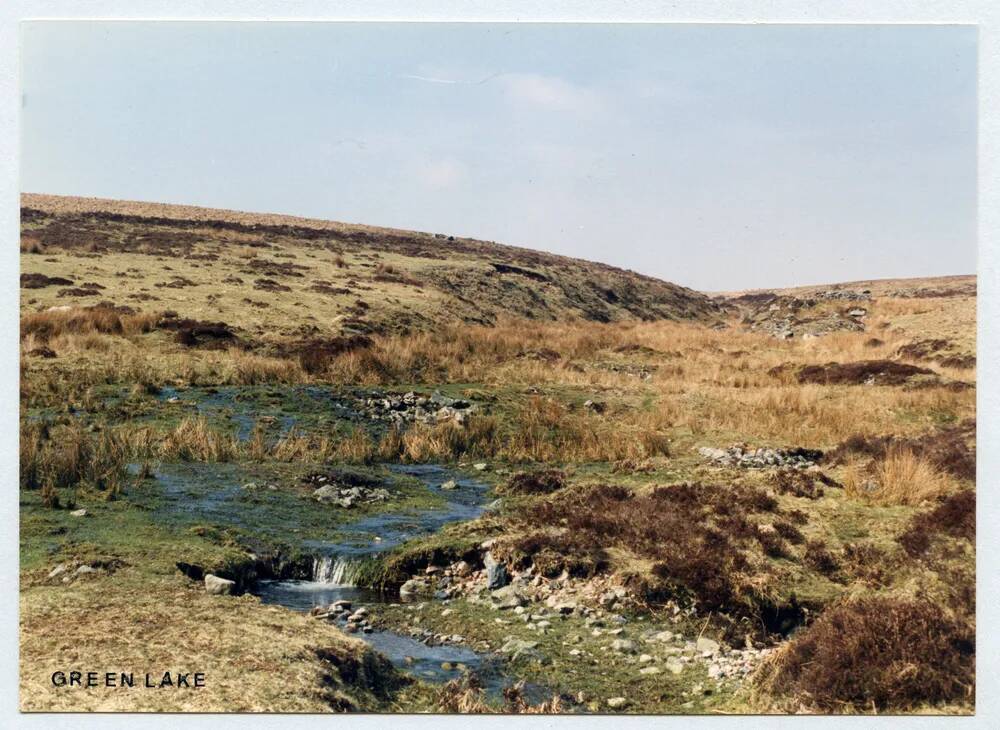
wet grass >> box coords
[370,597,748,714]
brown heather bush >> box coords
[803,539,840,577]
[898,490,975,558]
[498,469,567,496]
[496,481,797,619]
[757,596,974,712]
[769,468,838,500]
[794,360,935,386]
[839,542,892,587]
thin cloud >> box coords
[399,72,505,86]
[418,158,467,190]
[499,73,604,115]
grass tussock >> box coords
[21,304,158,341]
[20,421,130,504]
[826,420,975,482]
[842,447,955,506]
[372,399,670,463]
[755,596,974,712]
[436,675,562,714]
[157,417,239,462]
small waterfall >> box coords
[312,555,359,586]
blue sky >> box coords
[20,22,976,290]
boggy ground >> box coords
[19,202,976,714]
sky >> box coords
[20,22,977,291]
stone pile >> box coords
[697,444,822,469]
[819,289,871,301]
[312,483,391,508]
[311,600,376,634]
[361,390,478,426]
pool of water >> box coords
[155,385,365,440]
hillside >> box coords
[715,274,976,359]
[20,194,720,341]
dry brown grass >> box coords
[157,417,240,462]
[435,675,562,713]
[842,447,956,506]
[19,573,390,712]
[21,305,158,341]
[20,421,130,502]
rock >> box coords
[440,479,458,490]
[75,565,96,576]
[606,697,628,709]
[610,639,636,654]
[666,660,684,675]
[499,638,541,663]
[698,446,727,461]
[473,463,488,471]
[484,552,509,590]
[491,585,527,609]
[640,666,661,675]
[312,485,341,502]
[70,508,88,518]
[639,654,653,663]
[696,637,721,655]
[48,564,68,579]
[708,664,722,679]
[399,578,432,600]
[330,599,352,611]
[652,630,675,643]
[204,574,235,595]
[452,560,472,577]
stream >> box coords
[254,464,511,690]
[148,459,525,696]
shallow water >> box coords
[155,385,363,440]
[144,455,537,697]
[252,464,534,696]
